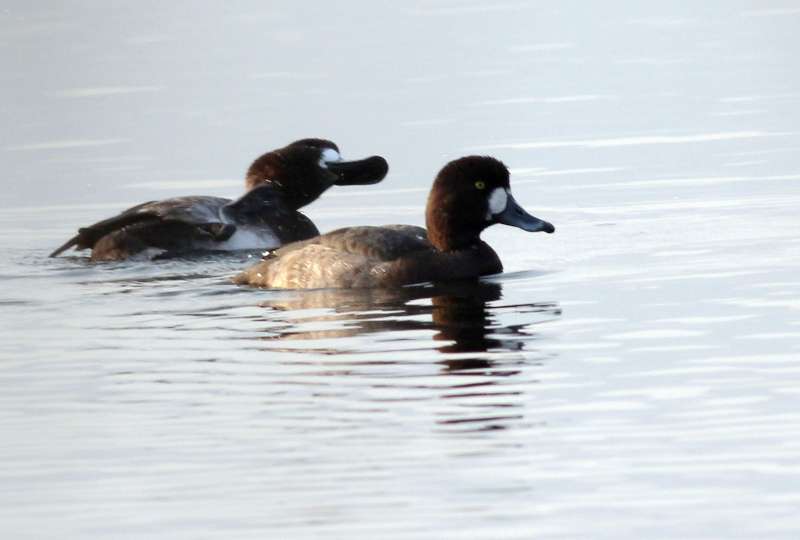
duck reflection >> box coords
[256,280,558,364]
[253,280,559,431]
[432,281,519,355]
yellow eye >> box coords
[474,180,486,190]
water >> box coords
[2,1,800,538]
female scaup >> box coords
[233,155,554,289]
[49,138,388,261]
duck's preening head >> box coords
[425,156,554,251]
[245,138,388,209]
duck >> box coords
[49,138,388,261]
[233,155,554,289]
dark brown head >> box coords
[425,156,555,251]
[245,138,388,210]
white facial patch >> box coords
[486,187,509,219]
[318,148,342,168]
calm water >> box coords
[2,2,800,538]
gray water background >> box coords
[2,1,800,538]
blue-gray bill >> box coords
[494,193,555,233]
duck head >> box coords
[245,138,389,209]
[425,156,555,251]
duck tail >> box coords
[49,235,80,257]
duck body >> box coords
[54,186,318,261]
[235,156,554,289]
[232,225,502,288]
[49,138,388,261]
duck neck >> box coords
[425,207,484,252]
[245,179,313,211]
[226,184,282,217]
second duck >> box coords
[49,138,388,261]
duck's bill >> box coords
[328,156,389,186]
[494,192,555,233]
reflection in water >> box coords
[257,280,559,359]
[254,281,560,431]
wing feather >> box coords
[50,196,231,256]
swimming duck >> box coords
[49,138,388,261]
[233,155,554,289]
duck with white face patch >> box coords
[234,155,555,289]
[49,138,388,261]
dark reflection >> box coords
[256,280,559,360]
[252,280,559,432]
[432,281,510,354]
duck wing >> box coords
[50,196,233,257]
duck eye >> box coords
[474,180,486,190]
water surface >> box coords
[2,2,800,538]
